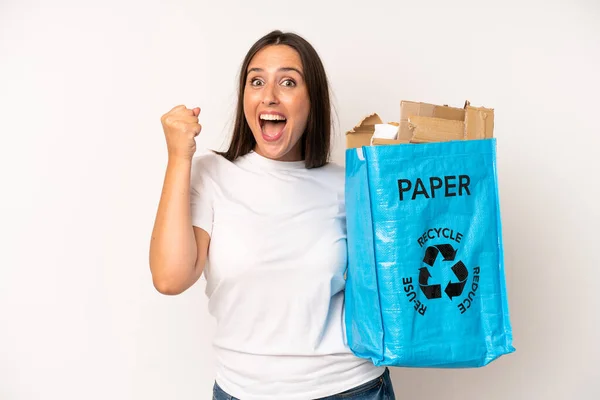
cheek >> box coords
[243,93,256,124]
[285,94,310,130]
[295,99,310,133]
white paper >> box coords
[371,123,399,141]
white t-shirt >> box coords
[190,150,384,400]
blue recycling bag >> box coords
[344,138,514,368]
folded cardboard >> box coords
[345,113,380,149]
[346,100,494,148]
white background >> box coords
[1,0,599,399]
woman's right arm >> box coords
[149,105,209,295]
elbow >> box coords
[153,279,184,295]
[152,276,187,295]
[149,252,200,295]
[150,267,191,295]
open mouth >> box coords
[259,113,287,141]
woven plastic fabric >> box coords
[344,139,514,367]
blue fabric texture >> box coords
[344,139,515,368]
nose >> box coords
[261,82,279,106]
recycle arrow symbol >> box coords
[423,244,458,266]
[418,267,442,299]
[444,261,469,300]
[419,244,469,300]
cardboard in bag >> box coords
[346,100,494,148]
[345,113,384,149]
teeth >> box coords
[260,114,286,121]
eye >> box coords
[281,79,296,87]
[249,78,264,87]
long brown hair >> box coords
[219,30,331,169]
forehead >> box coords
[247,45,303,72]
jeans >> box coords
[212,368,395,400]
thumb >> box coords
[192,107,201,117]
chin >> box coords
[256,144,289,160]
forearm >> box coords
[149,158,198,293]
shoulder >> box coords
[313,161,345,186]
[320,162,346,213]
[191,150,234,176]
[190,150,228,188]
[321,161,344,174]
[307,162,345,207]
[191,150,222,170]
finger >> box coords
[179,115,199,123]
[193,124,202,137]
[192,107,201,117]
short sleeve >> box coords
[190,152,216,236]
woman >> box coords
[149,30,396,400]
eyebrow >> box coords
[247,67,304,78]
